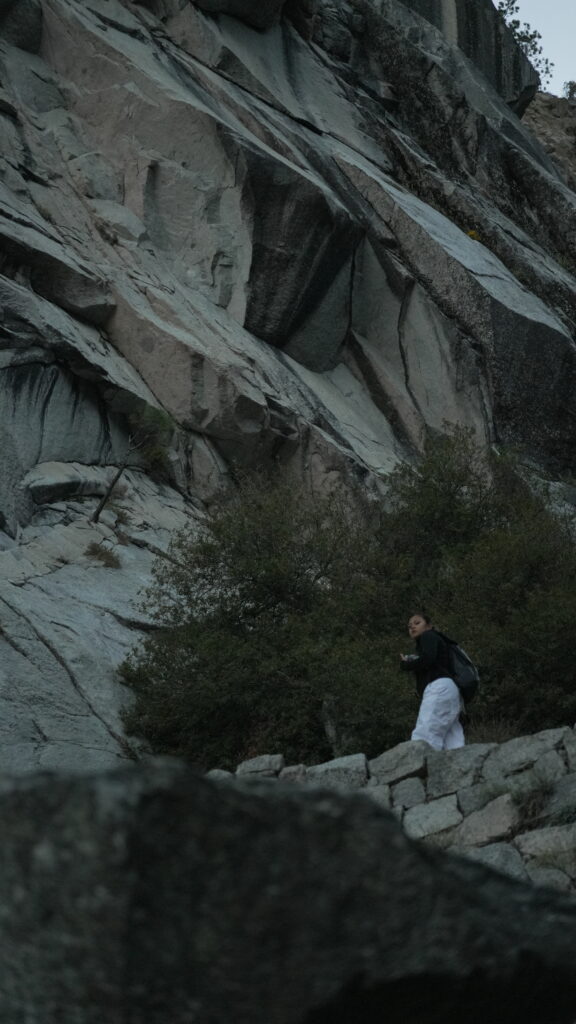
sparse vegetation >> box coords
[128,406,174,475]
[85,540,121,569]
[91,405,175,524]
[510,776,555,830]
[109,504,130,527]
[466,714,517,746]
[530,848,576,879]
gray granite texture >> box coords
[2,759,576,1023]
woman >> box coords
[400,612,464,750]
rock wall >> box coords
[0,0,576,770]
[397,0,539,112]
[2,758,576,1023]
[524,91,576,191]
[216,725,576,894]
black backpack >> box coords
[438,632,480,703]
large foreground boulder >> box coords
[2,761,576,1023]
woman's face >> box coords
[408,615,431,639]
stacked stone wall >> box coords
[210,727,576,893]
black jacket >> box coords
[401,628,454,697]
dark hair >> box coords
[409,611,432,624]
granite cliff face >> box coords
[524,91,576,192]
[1,0,576,769]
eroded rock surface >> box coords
[3,0,575,489]
[2,759,576,1024]
[0,471,198,773]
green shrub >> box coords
[121,428,576,769]
[121,477,417,768]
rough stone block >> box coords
[427,743,495,799]
[562,728,576,773]
[482,730,570,784]
[403,795,462,840]
[391,776,425,810]
[279,764,307,783]
[460,842,529,884]
[525,866,574,893]
[30,264,116,327]
[306,753,367,790]
[530,749,568,785]
[514,824,576,879]
[236,754,285,777]
[457,781,502,817]
[205,768,233,779]
[69,155,123,202]
[2,763,576,1022]
[452,795,519,848]
[544,773,576,826]
[363,783,391,810]
[89,200,147,245]
[369,741,428,787]
[422,824,461,850]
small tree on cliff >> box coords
[496,1,554,87]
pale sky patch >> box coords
[511,0,576,96]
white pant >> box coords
[411,677,465,751]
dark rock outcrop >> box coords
[398,0,539,113]
[2,760,576,1024]
[194,0,288,30]
[523,92,576,191]
[0,0,42,53]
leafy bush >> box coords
[121,477,416,767]
[121,429,576,769]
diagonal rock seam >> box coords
[0,592,136,759]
